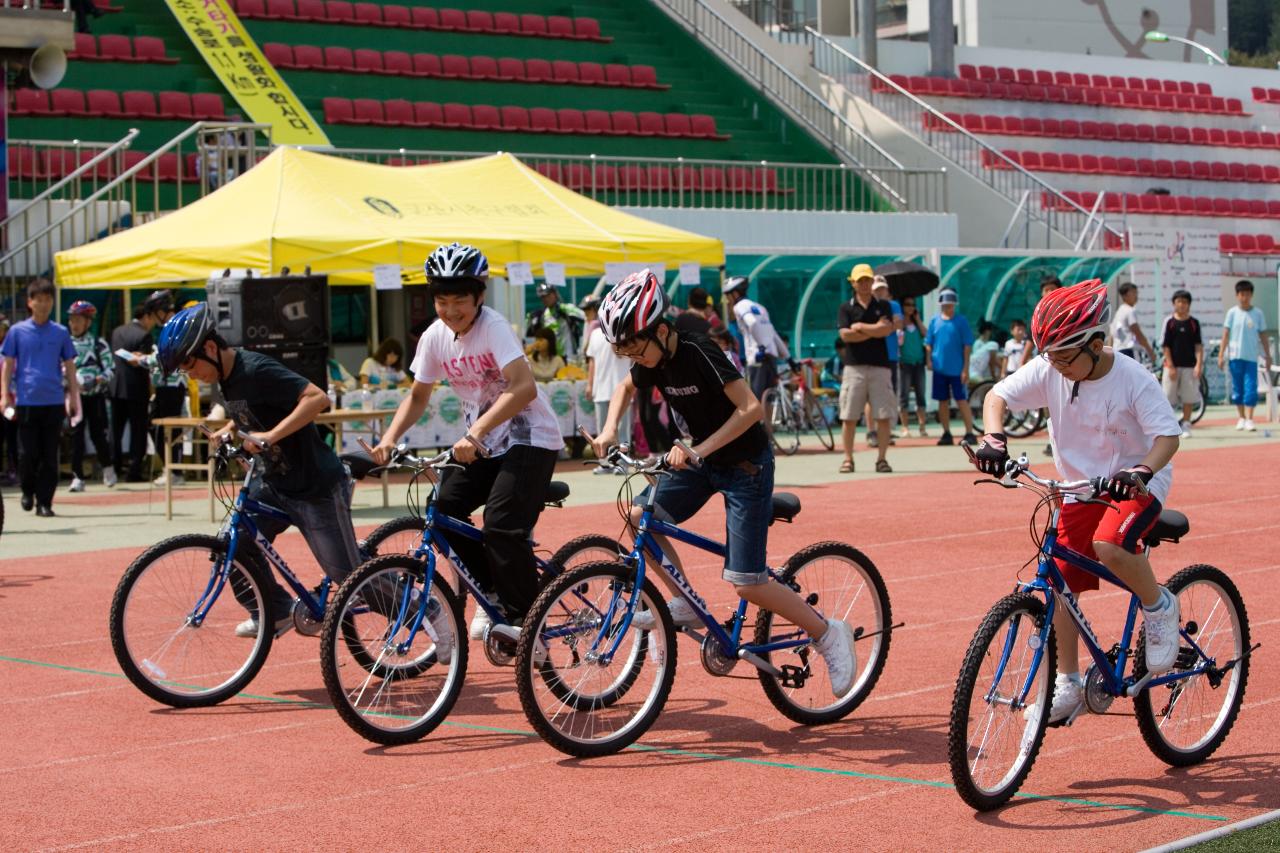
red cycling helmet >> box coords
[1031,278,1111,353]
[67,300,97,318]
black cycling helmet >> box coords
[143,289,175,315]
[579,294,602,312]
[156,302,215,375]
[721,275,749,296]
[425,242,488,297]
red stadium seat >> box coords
[355,49,383,74]
[690,114,726,139]
[976,66,997,82]
[674,166,700,191]
[1230,198,1253,217]
[192,92,224,119]
[134,36,176,63]
[295,0,324,19]
[579,62,605,85]
[1258,234,1278,253]
[1236,234,1258,254]
[636,112,665,136]
[98,34,133,61]
[414,101,444,127]
[1210,197,1231,216]
[71,33,97,60]
[440,54,469,78]
[353,2,381,24]
[383,99,413,125]
[958,64,977,80]
[584,110,612,135]
[1268,201,1280,218]
[496,58,524,80]
[1265,165,1280,183]
[1138,195,1160,214]
[592,165,617,189]
[500,105,530,132]
[441,102,473,128]
[352,98,386,125]
[383,4,410,27]
[648,165,673,190]
[1172,160,1192,179]
[493,12,520,33]
[562,163,590,189]
[701,166,725,191]
[413,53,441,77]
[384,51,412,76]
[262,42,293,68]
[293,44,323,69]
[552,60,580,84]
[438,8,466,30]
[1245,164,1264,183]
[155,90,192,119]
[466,10,494,32]
[664,113,693,137]
[556,108,585,134]
[1242,130,1262,148]
[575,17,608,41]
[1079,154,1100,173]
[264,0,294,19]
[472,104,501,130]
[326,1,354,23]
[996,67,1015,83]
[236,0,266,17]
[1229,162,1248,182]
[1225,129,1244,147]
[1210,162,1230,181]
[547,15,574,38]
[323,97,356,124]
[1226,98,1245,115]
[1034,69,1053,86]
[617,165,647,190]
[1041,117,1061,136]
[535,162,563,184]
[610,111,639,135]
[605,64,632,87]
[410,6,438,28]
[1118,157,1140,175]
[524,59,552,82]
[86,89,123,117]
[470,56,499,80]
[520,14,548,36]
[530,107,558,132]
[121,90,157,118]
[1020,116,1042,136]
[1060,153,1081,172]
[324,46,355,72]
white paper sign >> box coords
[373,264,402,291]
[1126,227,1222,333]
[543,262,566,287]
[605,262,665,285]
[679,263,701,285]
[507,261,534,287]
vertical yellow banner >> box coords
[164,0,330,146]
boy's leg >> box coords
[478,445,559,621]
[938,399,951,435]
[838,365,861,464]
[1053,603,1081,675]
[632,465,716,600]
[87,397,113,465]
[1238,359,1259,417]
[1091,496,1164,607]
[286,477,363,586]
[434,457,499,597]
[71,415,88,480]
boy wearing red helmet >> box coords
[66,300,116,490]
[971,279,1184,724]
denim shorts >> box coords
[635,447,774,585]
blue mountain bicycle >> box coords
[318,444,620,746]
[512,440,894,757]
[947,452,1255,811]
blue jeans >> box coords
[1228,359,1259,407]
[636,447,774,585]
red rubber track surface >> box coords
[1,443,1277,850]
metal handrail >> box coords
[1,131,138,234]
[804,29,1122,246]
[648,0,925,210]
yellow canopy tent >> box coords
[54,148,724,287]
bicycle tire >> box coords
[803,390,836,451]
[1190,375,1209,425]
[968,381,994,434]
[360,515,425,561]
[948,592,1055,811]
[515,560,676,757]
[109,534,276,708]
[1133,564,1250,767]
[548,534,624,573]
[320,555,467,745]
[755,541,892,725]
[761,387,800,456]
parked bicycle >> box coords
[761,358,836,455]
[947,451,1255,811]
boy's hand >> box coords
[451,434,479,464]
[370,439,395,466]
[591,429,617,460]
[972,432,1009,476]
[1104,465,1153,501]
[242,432,270,455]
[1194,364,1203,379]
[665,443,698,470]
[1167,365,1178,380]
[1216,352,1225,369]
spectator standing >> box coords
[585,322,632,473]
[924,288,977,446]
[134,292,185,487]
[528,327,565,382]
[66,300,116,491]
[1218,279,1271,431]
[0,317,18,484]
[968,321,1000,385]
[898,296,928,437]
[0,279,80,516]
[1111,282,1157,362]
[675,286,721,336]
[1161,289,1203,439]
[1001,319,1029,376]
[711,327,744,373]
[526,282,585,359]
[109,294,166,482]
[722,275,789,403]
[359,338,408,389]
[867,275,904,446]
[837,264,895,473]
[580,294,602,342]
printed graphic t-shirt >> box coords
[1223,306,1267,363]
[410,306,562,454]
[993,352,1182,505]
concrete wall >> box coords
[618,206,959,250]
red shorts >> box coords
[1054,494,1162,592]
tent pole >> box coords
[369,283,379,352]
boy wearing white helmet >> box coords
[590,269,858,697]
[722,275,789,403]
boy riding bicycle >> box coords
[372,243,562,639]
[157,303,362,638]
[589,270,857,696]
[971,279,1184,723]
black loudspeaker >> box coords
[207,275,329,347]
[251,343,329,390]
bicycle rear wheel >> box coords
[755,541,892,724]
[515,561,676,757]
[968,381,994,433]
[803,390,836,451]
[1190,375,1209,424]
[1133,564,1250,767]
[548,534,624,573]
[321,555,466,745]
[360,515,425,561]
[760,387,800,456]
[109,534,275,708]
[948,592,1054,811]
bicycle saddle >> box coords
[1145,509,1189,546]
[340,451,380,481]
[770,492,801,524]
[545,481,570,504]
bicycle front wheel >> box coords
[321,555,467,745]
[761,387,800,456]
[109,534,276,708]
[515,561,676,757]
[948,592,1055,811]
[755,541,892,724]
[1133,564,1250,767]
[803,390,836,451]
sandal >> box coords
[839,459,855,473]
[875,459,893,473]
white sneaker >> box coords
[69,476,85,493]
[814,618,857,697]
[631,597,701,631]
[1244,419,1256,431]
[1180,420,1192,439]
[235,613,294,638]
[1236,418,1247,430]
[1024,673,1085,725]
[153,471,185,486]
[469,605,493,641]
[1142,587,1182,674]
[591,464,617,476]
[102,465,117,488]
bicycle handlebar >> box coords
[577,425,700,474]
[356,437,462,473]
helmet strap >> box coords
[1069,345,1101,403]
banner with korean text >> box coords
[164,0,329,146]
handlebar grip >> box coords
[577,425,595,443]
[673,439,703,467]
[357,436,376,454]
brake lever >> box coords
[974,478,1018,489]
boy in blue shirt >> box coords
[1218,279,1272,431]
[924,288,977,446]
[0,279,81,516]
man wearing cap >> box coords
[837,264,896,473]
[924,288,977,446]
[526,282,585,359]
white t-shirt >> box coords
[992,353,1182,504]
[409,306,563,454]
[732,298,790,363]
[1111,302,1138,351]
[585,327,630,403]
[1003,338,1027,375]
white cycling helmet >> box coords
[598,268,669,345]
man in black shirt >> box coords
[109,297,167,482]
[673,287,715,336]
[837,264,896,474]
[1161,289,1203,437]
[590,269,858,697]
[157,303,361,639]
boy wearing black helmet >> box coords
[373,243,562,639]
[158,302,361,639]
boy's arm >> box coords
[1133,323,1156,361]
[1261,330,1273,371]
[673,377,761,468]
[372,379,435,463]
[1194,343,1204,378]
[1140,434,1180,475]
[63,358,81,421]
[247,382,330,453]
[962,345,971,371]
[1,356,13,408]
[1218,326,1229,368]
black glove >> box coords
[1105,465,1154,501]
[973,432,1009,476]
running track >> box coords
[2,441,1277,850]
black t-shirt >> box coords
[674,310,711,336]
[108,321,153,400]
[837,297,893,368]
[217,349,345,499]
[1162,315,1202,367]
[631,332,768,466]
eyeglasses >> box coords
[612,338,650,359]
[178,355,198,373]
[1042,348,1085,368]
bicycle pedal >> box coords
[779,663,809,689]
